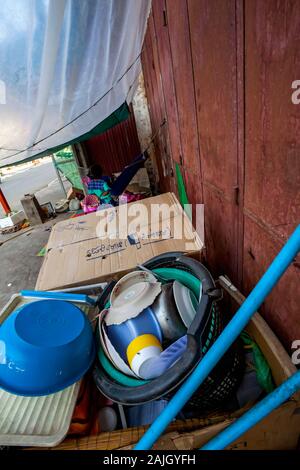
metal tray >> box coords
[0,294,96,447]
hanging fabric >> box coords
[0,0,150,167]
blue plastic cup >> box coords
[106,307,162,364]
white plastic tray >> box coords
[0,294,96,447]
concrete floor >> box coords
[0,161,71,217]
[0,213,71,311]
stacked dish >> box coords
[98,269,199,380]
[94,252,244,407]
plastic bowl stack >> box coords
[94,253,244,408]
[98,269,199,380]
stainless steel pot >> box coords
[151,283,186,341]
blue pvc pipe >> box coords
[134,224,300,450]
[201,370,300,449]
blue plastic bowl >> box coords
[106,306,163,362]
[0,300,95,396]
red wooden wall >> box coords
[83,106,141,174]
[142,0,300,351]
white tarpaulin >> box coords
[0,0,150,167]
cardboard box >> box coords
[67,187,84,200]
[0,211,25,229]
[36,193,203,291]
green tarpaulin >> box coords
[53,148,84,190]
